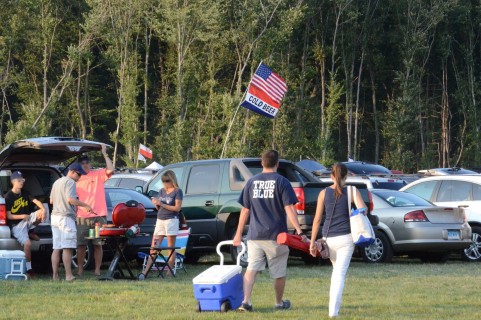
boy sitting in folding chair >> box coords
[6,171,46,278]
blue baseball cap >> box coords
[69,162,87,175]
[10,171,24,181]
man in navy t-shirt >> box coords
[233,150,308,312]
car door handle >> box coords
[459,205,469,208]
[205,200,214,207]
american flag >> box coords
[250,63,287,104]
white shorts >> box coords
[11,211,41,246]
[51,215,77,249]
[153,218,179,237]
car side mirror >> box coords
[135,186,143,194]
[147,190,158,198]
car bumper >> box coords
[392,223,472,252]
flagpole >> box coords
[135,145,139,169]
[220,96,244,159]
[221,60,263,159]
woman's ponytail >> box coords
[331,163,348,198]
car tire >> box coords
[229,227,248,267]
[72,242,94,270]
[361,231,393,263]
[420,253,449,263]
[463,226,481,262]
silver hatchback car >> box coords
[362,189,471,263]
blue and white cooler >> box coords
[0,250,27,280]
[193,241,246,312]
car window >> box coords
[371,181,405,190]
[404,181,437,201]
[186,164,220,194]
[105,189,152,208]
[436,180,471,202]
[344,163,391,174]
[244,161,313,183]
[118,178,146,190]
[374,190,432,207]
[104,178,118,187]
[472,183,481,201]
[148,167,184,196]
[233,167,245,182]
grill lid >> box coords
[112,200,146,227]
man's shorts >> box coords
[51,215,77,249]
[247,240,289,279]
[76,216,107,246]
[11,211,41,246]
[153,218,179,237]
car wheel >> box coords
[229,227,248,267]
[463,226,481,262]
[420,253,449,263]
[361,231,393,263]
[72,242,94,270]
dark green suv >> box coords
[140,158,327,263]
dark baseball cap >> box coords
[78,154,90,163]
[69,162,87,175]
[10,171,24,181]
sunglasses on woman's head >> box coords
[162,179,171,183]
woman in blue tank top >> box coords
[309,163,366,318]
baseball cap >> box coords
[69,162,87,175]
[78,154,90,163]
[10,171,24,181]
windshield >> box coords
[344,162,391,174]
[373,190,433,207]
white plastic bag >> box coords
[347,186,375,247]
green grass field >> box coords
[1,256,481,320]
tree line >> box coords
[1,0,480,172]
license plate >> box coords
[447,230,460,240]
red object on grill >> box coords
[100,200,146,236]
[277,232,319,257]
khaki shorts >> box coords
[153,218,179,237]
[76,216,107,246]
[51,215,77,250]
[247,240,289,279]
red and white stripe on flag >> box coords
[240,63,287,118]
[139,143,153,159]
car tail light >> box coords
[0,203,6,225]
[293,187,305,214]
[368,191,374,212]
[404,210,429,222]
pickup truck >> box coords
[139,158,374,265]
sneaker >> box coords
[28,231,40,241]
[275,299,291,310]
[238,302,253,312]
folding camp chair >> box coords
[139,228,191,276]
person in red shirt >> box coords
[75,144,114,276]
